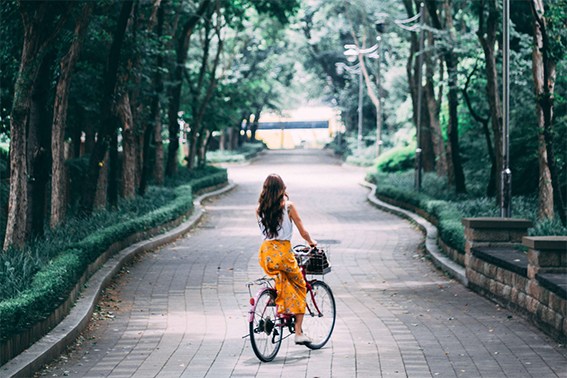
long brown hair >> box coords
[258,174,288,238]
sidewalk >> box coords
[34,149,567,377]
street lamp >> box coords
[336,61,363,152]
[342,40,381,155]
[501,0,512,217]
[375,3,425,192]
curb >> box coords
[1,182,236,378]
[360,181,468,287]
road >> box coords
[37,149,566,378]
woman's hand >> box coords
[308,240,317,248]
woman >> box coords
[256,174,317,345]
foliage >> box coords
[367,170,567,256]
[375,142,416,173]
[0,168,227,338]
[206,142,265,163]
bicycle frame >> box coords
[248,266,322,328]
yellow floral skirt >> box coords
[258,240,306,314]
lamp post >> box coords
[501,0,512,217]
[375,3,425,192]
[343,41,381,155]
[336,61,363,152]
[375,36,382,157]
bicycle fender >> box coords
[249,287,271,323]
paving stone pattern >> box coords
[37,150,566,378]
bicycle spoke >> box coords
[303,281,336,350]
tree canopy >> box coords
[0,0,565,249]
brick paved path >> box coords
[38,149,566,377]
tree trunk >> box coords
[186,38,223,170]
[81,0,133,214]
[140,0,165,195]
[426,0,466,193]
[537,134,554,219]
[424,28,447,177]
[108,121,119,208]
[250,105,262,142]
[153,114,164,185]
[4,2,59,249]
[477,0,502,200]
[462,62,497,197]
[419,99,436,173]
[94,152,109,209]
[530,0,565,225]
[117,93,136,199]
[51,2,93,228]
[445,54,466,193]
[228,126,235,151]
[220,127,227,151]
[197,129,210,167]
[84,118,95,155]
[27,53,53,239]
[165,0,211,176]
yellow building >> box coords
[255,106,341,149]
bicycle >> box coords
[246,245,336,362]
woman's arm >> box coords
[288,202,317,246]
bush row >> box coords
[370,183,467,252]
[0,171,227,339]
[206,142,265,164]
[368,170,567,258]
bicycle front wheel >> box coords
[249,289,282,362]
[303,281,336,349]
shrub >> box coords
[345,154,375,167]
[375,142,416,173]
[0,168,227,338]
[206,142,265,164]
[366,169,567,257]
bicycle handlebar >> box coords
[293,244,320,256]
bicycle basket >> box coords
[305,249,331,275]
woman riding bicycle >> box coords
[256,174,317,345]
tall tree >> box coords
[27,51,54,239]
[424,25,447,177]
[528,0,566,225]
[401,0,436,173]
[51,2,94,228]
[165,0,211,177]
[462,62,497,196]
[344,4,385,158]
[4,1,70,249]
[140,0,166,195]
[476,0,502,199]
[426,0,466,193]
[186,2,223,169]
[80,0,134,214]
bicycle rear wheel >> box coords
[303,281,336,349]
[249,289,282,362]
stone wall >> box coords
[462,218,566,343]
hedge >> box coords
[206,142,265,164]
[375,142,416,173]
[0,171,227,338]
[371,183,467,253]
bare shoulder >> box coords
[287,201,295,215]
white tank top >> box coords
[259,202,293,241]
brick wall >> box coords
[462,218,566,343]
